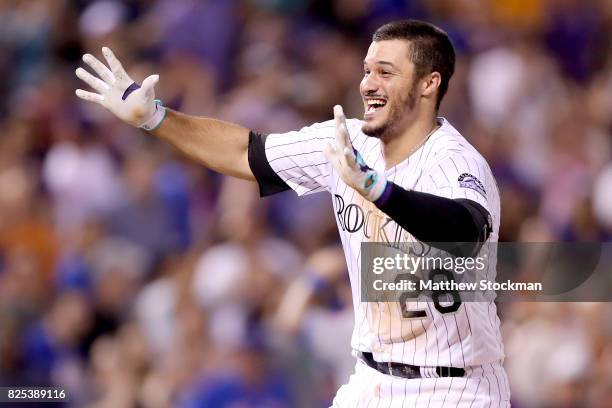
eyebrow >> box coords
[363,60,400,71]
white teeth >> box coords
[366,99,385,114]
[367,99,386,107]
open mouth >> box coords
[365,98,387,114]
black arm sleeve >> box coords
[248,131,290,197]
[374,182,492,256]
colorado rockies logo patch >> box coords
[458,173,486,198]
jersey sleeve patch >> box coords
[458,173,486,198]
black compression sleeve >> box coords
[374,182,492,256]
[248,131,290,197]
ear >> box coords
[420,72,442,99]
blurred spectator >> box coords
[21,290,91,386]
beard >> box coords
[362,81,418,140]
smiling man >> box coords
[76,19,509,407]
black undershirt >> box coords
[248,131,291,196]
[373,182,491,256]
[248,131,492,255]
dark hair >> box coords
[373,20,455,110]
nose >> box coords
[360,73,380,96]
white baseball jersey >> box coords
[264,117,510,405]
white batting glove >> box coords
[323,105,388,202]
[75,47,166,131]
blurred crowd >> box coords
[0,0,611,407]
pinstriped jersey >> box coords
[264,117,504,367]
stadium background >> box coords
[0,0,611,406]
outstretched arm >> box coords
[151,110,253,180]
[75,47,254,180]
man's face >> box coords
[360,39,419,140]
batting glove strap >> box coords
[371,176,392,205]
[362,171,388,202]
[139,99,167,131]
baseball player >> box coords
[76,19,510,407]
